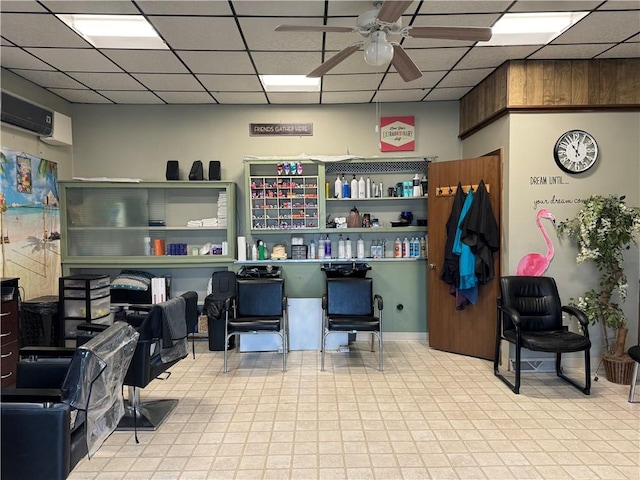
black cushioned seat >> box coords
[495,276,591,395]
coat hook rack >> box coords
[434,183,490,197]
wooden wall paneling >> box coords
[525,61,544,106]
[555,61,572,105]
[599,59,618,104]
[508,60,526,106]
[587,60,601,105]
[570,60,589,105]
[543,61,557,105]
[617,59,640,104]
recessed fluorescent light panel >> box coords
[481,12,588,46]
[56,14,168,49]
[260,75,321,92]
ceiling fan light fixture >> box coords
[364,31,394,67]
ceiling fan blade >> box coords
[307,44,362,78]
[407,26,492,42]
[391,45,422,82]
[377,0,414,24]
[275,25,355,33]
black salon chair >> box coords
[224,278,287,373]
[118,292,197,431]
[1,322,139,480]
[495,276,591,394]
[321,277,383,371]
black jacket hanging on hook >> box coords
[440,182,465,287]
[460,180,499,285]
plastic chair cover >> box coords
[61,322,139,457]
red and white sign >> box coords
[380,116,415,152]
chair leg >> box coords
[378,332,383,372]
[629,362,639,403]
[321,330,328,371]
[494,340,521,394]
[556,351,591,395]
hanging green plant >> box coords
[556,194,640,356]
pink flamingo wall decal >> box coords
[516,208,556,276]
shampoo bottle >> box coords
[318,236,325,260]
[325,235,332,258]
[394,237,401,258]
[342,176,350,198]
[358,176,366,198]
[366,177,371,198]
[356,236,365,259]
[338,234,345,259]
[345,236,352,259]
[335,174,343,199]
[351,175,358,199]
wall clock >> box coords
[553,129,599,174]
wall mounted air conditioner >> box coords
[1,91,54,136]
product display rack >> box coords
[59,181,237,272]
[244,157,432,259]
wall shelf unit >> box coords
[60,181,237,273]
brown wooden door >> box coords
[427,154,502,360]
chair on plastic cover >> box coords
[1,322,138,480]
[321,277,383,371]
[495,276,591,395]
[224,278,287,373]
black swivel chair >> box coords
[118,292,197,431]
[628,344,640,402]
[1,322,139,480]
[321,277,383,371]
[224,278,287,373]
[495,276,591,394]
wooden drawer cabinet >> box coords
[1,277,19,387]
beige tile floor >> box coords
[69,341,639,480]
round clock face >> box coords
[553,130,599,174]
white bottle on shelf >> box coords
[356,236,365,259]
[351,175,358,199]
[366,177,371,198]
[358,176,366,198]
[334,174,342,199]
[338,234,345,259]
[403,237,410,258]
[345,236,353,259]
[318,236,325,260]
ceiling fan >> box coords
[276,0,492,82]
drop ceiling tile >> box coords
[327,0,407,16]
[252,51,323,75]
[48,89,113,103]
[418,1,510,14]
[597,0,640,10]
[10,69,87,88]
[321,91,376,104]
[322,74,383,91]
[155,92,217,104]
[424,87,472,101]
[1,38,12,46]
[100,91,165,104]
[41,1,139,14]
[529,43,615,59]
[102,50,188,74]
[437,68,495,87]
[214,92,268,104]
[0,46,56,70]
[552,11,640,44]
[1,13,90,48]
[137,1,232,15]
[267,92,320,104]
[240,17,325,51]
[25,47,122,72]
[508,1,602,12]
[131,74,205,91]
[197,74,263,92]
[234,0,325,16]
[596,42,640,58]
[373,90,427,102]
[380,71,446,90]
[177,51,255,74]
[399,48,469,71]
[68,72,146,90]
[149,17,245,50]
[1,1,47,12]
[456,45,539,69]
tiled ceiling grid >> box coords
[1,0,639,105]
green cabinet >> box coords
[60,181,237,271]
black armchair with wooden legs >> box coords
[495,276,591,395]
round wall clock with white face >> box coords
[553,129,599,174]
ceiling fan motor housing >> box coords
[357,8,401,36]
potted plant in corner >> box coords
[556,194,640,384]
